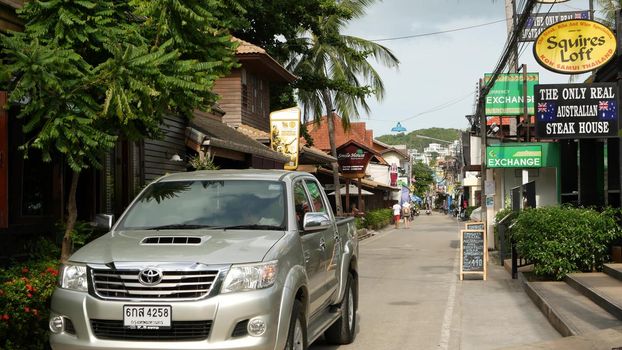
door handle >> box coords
[319,238,326,251]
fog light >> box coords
[247,318,266,336]
[49,316,64,334]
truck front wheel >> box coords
[324,272,357,344]
[285,300,306,350]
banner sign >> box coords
[534,19,616,74]
[484,73,539,116]
[486,145,542,168]
[519,11,590,42]
[337,142,374,175]
[270,107,301,170]
[535,83,618,139]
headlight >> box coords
[59,264,88,292]
[221,261,278,293]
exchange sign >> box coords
[535,83,618,139]
[484,73,539,116]
[486,145,542,168]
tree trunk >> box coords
[61,170,80,262]
[322,90,343,216]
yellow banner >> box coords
[270,107,301,170]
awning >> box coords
[328,185,374,196]
[187,116,289,163]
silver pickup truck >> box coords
[49,169,359,350]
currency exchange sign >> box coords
[484,73,539,116]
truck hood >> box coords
[69,230,286,265]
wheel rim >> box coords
[347,286,354,331]
[293,317,304,350]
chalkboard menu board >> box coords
[460,229,487,280]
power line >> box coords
[370,18,509,42]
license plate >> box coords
[123,305,171,329]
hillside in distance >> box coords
[377,127,462,152]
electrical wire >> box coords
[370,18,509,42]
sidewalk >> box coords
[449,248,562,349]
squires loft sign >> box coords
[535,83,618,139]
[533,19,616,74]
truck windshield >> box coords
[117,180,286,231]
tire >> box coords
[324,272,357,344]
[285,300,306,350]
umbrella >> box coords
[328,185,373,196]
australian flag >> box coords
[575,12,589,19]
[598,100,617,120]
[537,102,556,121]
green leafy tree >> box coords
[287,0,399,214]
[411,161,434,199]
[1,0,238,261]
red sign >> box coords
[337,143,373,175]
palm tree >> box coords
[595,0,621,27]
[288,0,399,215]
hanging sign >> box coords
[535,83,618,139]
[533,19,616,74]
[270,107,301,170]
[484,73,539,116]
[519,11,590,42]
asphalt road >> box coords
[310,211,560,350]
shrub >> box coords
[511,206,622,280]
[0,239,60,350]
[363,208,392,230]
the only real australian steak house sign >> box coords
[535,83,618,139]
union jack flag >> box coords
[537,103,548,113]
[599,101,609,111]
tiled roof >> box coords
[232,37,266,55]
[303,115,373,151]
[235,124,270,143]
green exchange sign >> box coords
[486,145,542,168]
[484,73,539,115]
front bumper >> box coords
[49,286,286,350]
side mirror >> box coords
[303,212,331,232]
[95,214,114,231]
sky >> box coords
[344,0,596,138]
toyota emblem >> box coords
[138,268,162,286]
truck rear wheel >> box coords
[324,272,357,344]
[285,300,306,350]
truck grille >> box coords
[91,319,212,340]
[91,267,220,300]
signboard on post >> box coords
[337,140,375,177]
[270,107,301,170]
[484,73,539,115]
[460,229,487,280]
[535,83,618,139]
[519,11,589,42]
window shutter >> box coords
[0,92,8,228]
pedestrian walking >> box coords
[392,201,401,229]
[401,201,411,228]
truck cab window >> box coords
[305,180,327,213]
[294,181,311,230]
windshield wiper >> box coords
[220,224,284,231]
[146,224,215,230]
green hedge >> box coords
[363,208,393,230]
[511,206,622,280]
